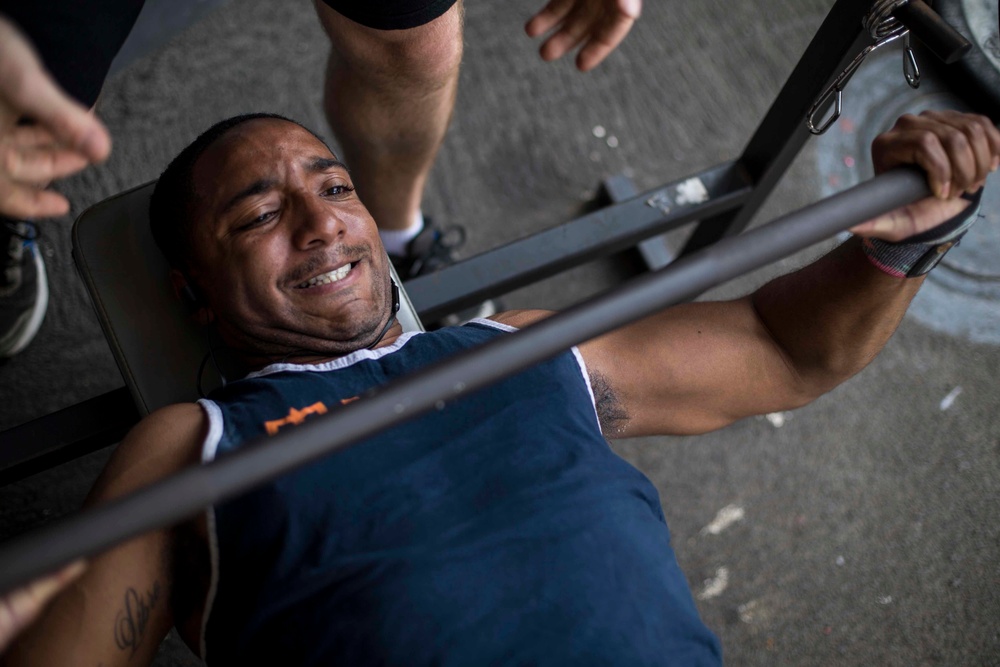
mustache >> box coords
[282,243,372,285]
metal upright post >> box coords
[677,0,873,256]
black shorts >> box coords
[2,0,459,108]
[320,0,457,30]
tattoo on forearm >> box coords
[113,581,161,655]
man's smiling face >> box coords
[184,117,393,360]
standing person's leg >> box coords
[313,0,464,271]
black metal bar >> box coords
[678,0,873,257]
[0,168,932,595]
[404,162,751,322]
[601,174,676,271]
[897,0,971,64]
[0,388,137,486]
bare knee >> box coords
[314,1,463,89]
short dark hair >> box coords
[149,113,333,269]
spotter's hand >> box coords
[851,110,999,242]
[0,561,85,652]
[525,0,641,72]
[0,15,111,219]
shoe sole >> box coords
[0,243,48,357]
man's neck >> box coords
[236,323,407,373]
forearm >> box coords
[1,537,172,667]
[751,236,923,397]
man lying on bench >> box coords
[3,109,997,665]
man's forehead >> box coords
[201,118,334,171]
[192,118,339,206]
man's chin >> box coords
[292,311,391,355]
[215,319,383,366]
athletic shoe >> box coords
[0,220,49,357]
[388,219,499,325]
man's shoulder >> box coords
[88,402,207,504]
[130,402,207,453]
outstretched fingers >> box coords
[575,2,639,71]
[526,0,575,40]
[0,124,89,217]
[1,138,90,186]
[0,178,72,219]
[0,16,111,218]
[0,18,110,163]
[526,0,641,71]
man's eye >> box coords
[324,184,355,197]
[238,211,275,230]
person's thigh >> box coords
[319,0,458,31]
[0,0,146,107]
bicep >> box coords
[581,297,810,437]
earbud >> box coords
[390,279,400,315]
[177,275,206,313]
[181,282,201,308]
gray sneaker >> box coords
[0,220,48,357]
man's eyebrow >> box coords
[220,179,277,215]
[217,158,347,215]
[307,157,348,173]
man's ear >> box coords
[169,269,214,327]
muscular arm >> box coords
[586,111,1000,437]
[1,403,205,667]
[499,242,925,437]
[577,236,926,436]
[503,111,999,438]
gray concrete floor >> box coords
[1,0,999,664]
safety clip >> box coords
[807,0,920,135]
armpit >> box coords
[589,371,629,436]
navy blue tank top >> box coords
[198,320,721,665]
